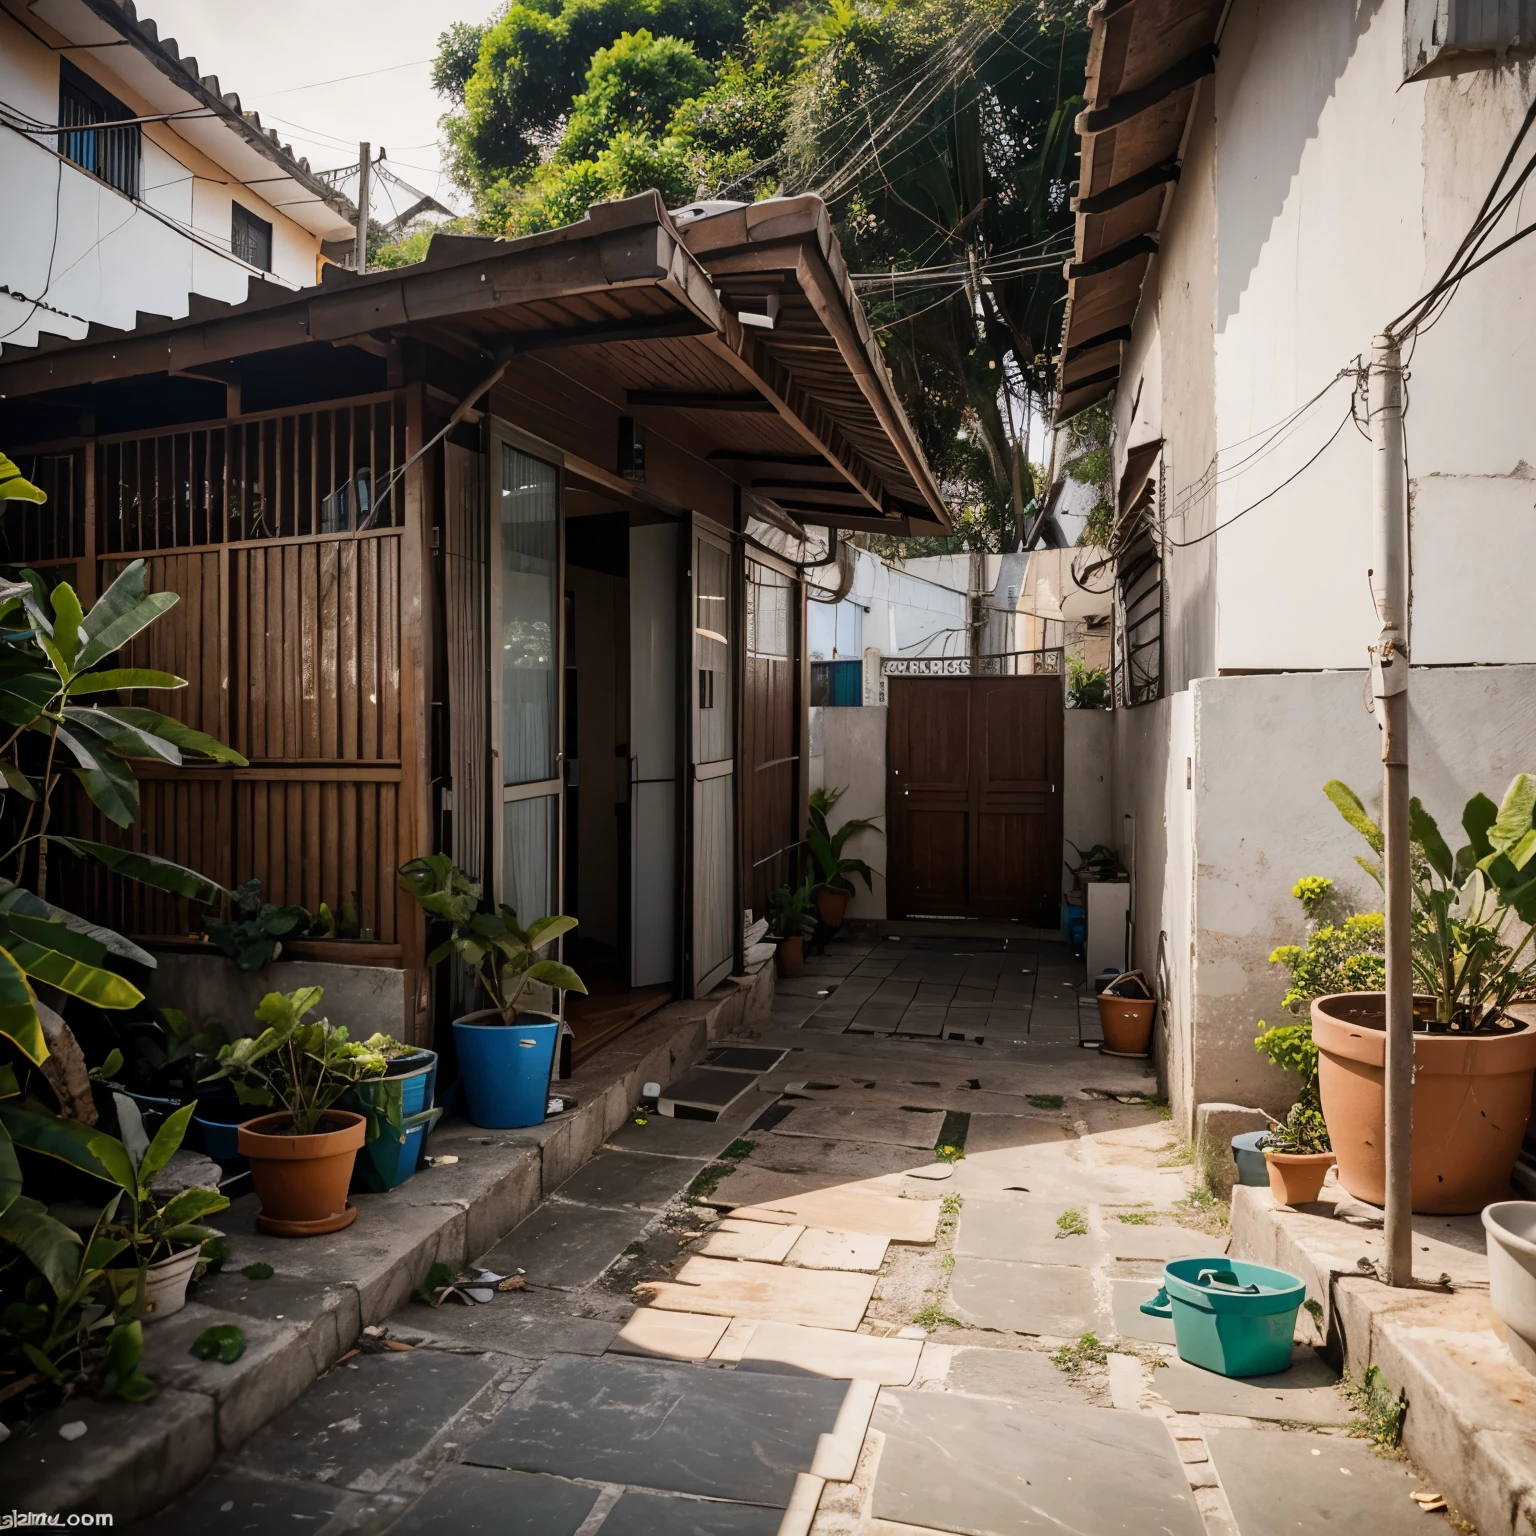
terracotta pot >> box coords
[1262,1149,1335,1206]
[815,889,850,929]
[775,936,804,978]
[239,1110,366,1236]
[1312,994,1536,1213]
[1097,994,1155,1056]
[141,1245,201,1320]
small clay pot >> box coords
[239,1110,366,1236]
[775,936,804,978]
[1097,994,1155,1055]
[815,888,850,929]
[1263,1149,1335,1206]
[141,1245,201,1320]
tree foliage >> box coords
[427,0,1091,549]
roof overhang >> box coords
[0,192,947,536]
[1054,0,1225,423]
[21,0,358,240]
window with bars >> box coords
[58,60,140,199]
[231,204,273,271]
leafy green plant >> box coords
[1066,656,1108,709]
[1327,776,1536,1030]
[911,1302,960,1331]
[765,880,817,941]
[806,786,881,896]
[1117,1211,1152,1225]
[100,1319,154,1402]
[240,1262,273,1281]
[94,1100,229,1273]
[201,987,389,1135]
[1260,1102,1331,1156]
[398,854,585,1022]
[1055,1208,1087,1238]
[1343,1364,1406,1450]
[108,1008,229,1101]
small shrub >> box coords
[1343,1364,1405,1450]
[1055,1208,1088,1239]
[1051,1332,1108,1375]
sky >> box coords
[141,0,484,217]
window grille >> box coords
[58,60,140,199]
[231,204,273,271]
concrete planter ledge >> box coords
[1230,1181,1534,1536]
[0,965,773,1522]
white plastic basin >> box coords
[1483,1201,1536,1373]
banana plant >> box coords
[1326,775,1536,1029]
[398,854,587,1021]
[806,785,881,896]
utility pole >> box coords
[354,142,372,273]
[1368,332,1413,1287]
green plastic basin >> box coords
[1140,1257,1305,1377]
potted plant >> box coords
[202,987,389,1235]
[1314,778,1536,1212]
[398,855,585,1131]
[1259,1102,1335,1205]
[766,881,816,977]
[806,787,881,928]
[92,1098,230,1320]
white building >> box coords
[1,0,357,361]
[1053,0,1536,1128]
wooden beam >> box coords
[708,451,829,465]
[626,390,773,411]
[1073,159,1181,215]
[1079,44,1218,134]
[1065,236,1158,281]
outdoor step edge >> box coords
[2,967,773,1519]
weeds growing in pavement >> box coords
[941,1193,964,1217]
[686,1139,757,1202]
[935,1143,964,1163]
[1116,1211,1153,1225]
[1052,1332,1109,1375]
[1158,1140,1195,1167]
[1343,1365,1406,1452]
[1056,1208,1088,1238]
[912,1302,960,1331]
[1026,1094,1064,1109]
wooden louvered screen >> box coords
[38,392,424,1029]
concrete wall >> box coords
[148,952,409,1040]
[1186,665,1536,1121]
[1064,708,1114,875]
[808,705,888,919]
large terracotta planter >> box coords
[239,1110,366,1236]
[1262,1149,1335,1206]
[815,889,850,929]
[775,936,804,978]
[1312,994,1536,1213]
[1097,995,1155,1056]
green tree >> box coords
[559,31,714,162]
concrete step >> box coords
[0,967,773,1523]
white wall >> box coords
[1186,664,1536,1121]
[0,13,323,352]
[1064,708,1114,873]
[807,705,888,919]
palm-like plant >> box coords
[1326,776,1536,1030]
[398,854,586,1022]
[806,785,881,897]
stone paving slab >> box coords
[963,1114,1075,1153]
[786,1226,888,1271]
[943,1344,1094,1405]
[597,1489,784,1534]
[954,1195,1104,1263]
[736,1321,922,1384]
[1206,1426,1431,1533]
[1109,1276,1176,1344]
[393,1292,621,1357]
[125,1467,392,1535]
[1152,1351,1352,1424]
[481,1200,651,1289]
[236,1346,505,1491]
[467,1353,846,1506]
[1105,1222,1227,1262]
[948,1256,1108,1337]
[872,1389,1205,1536]
[611,1308,731,1361]
[702,1217,804,1262]
[650,1255,875,1329]
[390,1465,600,1534]
[554,1148,707,1210]
[728,1182,942,1242]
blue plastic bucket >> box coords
[349,1058,441,1191]
[1141,1257,1306,1377]
[452,1013,559,1129]
[194,1113,248,1168]
[1231,1131,1272,1188]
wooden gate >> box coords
[886,675,1063,924]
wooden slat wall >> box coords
[47,394,422,1027]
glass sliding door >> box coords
[492,439,562,926]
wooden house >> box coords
[0,191,946,1054]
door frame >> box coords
[486,418,566,927]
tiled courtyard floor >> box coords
[137,929,1443,1536]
